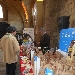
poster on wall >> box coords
[23,28,34,41]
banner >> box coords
[23,28,34,41]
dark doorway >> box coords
[58,16,70,32]
[0,22,10,39]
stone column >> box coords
[44,0,60,48]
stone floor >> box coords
[0,61,20,75]
[0,50,20,75]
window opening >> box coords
[0,5,3,18]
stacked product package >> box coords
[20,41,35,75]
[31,46,75,75]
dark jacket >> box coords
[40,33,50,50]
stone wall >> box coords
[8,6,23,33]
[0,0,26,33]
[43,0,75,48]
[44,0,59,48]
[59,0,75,27]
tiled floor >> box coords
[0,61,20,75]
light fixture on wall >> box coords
[34,8,36,12]
[25,19,28,24]
[14,0,22,1]
[34,12,35,15]
[35,21,36,25]
[33,8,36,16]
[37,0,43,1]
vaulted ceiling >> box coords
[0,0,36,21]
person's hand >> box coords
[37,42,40,44]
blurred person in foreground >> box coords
[0,26,20,75]
[37,28,50,54]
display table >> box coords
[20,46,34,75]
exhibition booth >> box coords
[20,28,75,75]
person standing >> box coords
[0,26,20,75]
[37,28,50,54]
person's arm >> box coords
[13,37,20,53]
[0,38,3,51]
